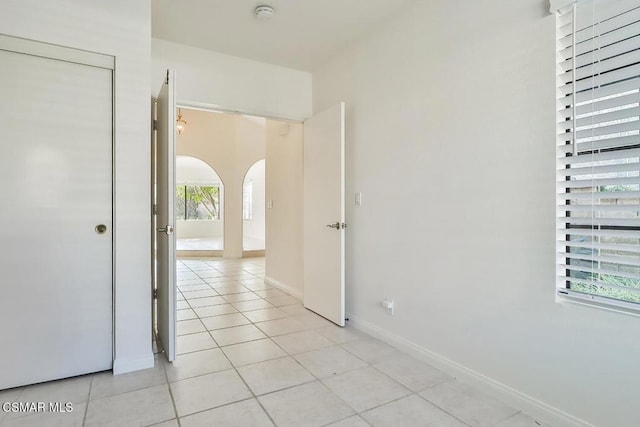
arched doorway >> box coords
[176,155,224,253]
[243,159,265,252]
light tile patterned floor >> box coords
[0,257,550,427]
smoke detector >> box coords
[254,5,275,20]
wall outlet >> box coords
[267,200,273,209]
[382,298,394,315]
[355,192,362,206]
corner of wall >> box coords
[265,276,303,301]
[346,313,592,427]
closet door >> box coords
[0,38,113,389]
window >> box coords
[176,185,220,220]
[554,0,640,309]
[243,180,253,220]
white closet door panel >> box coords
[0,49,113,389]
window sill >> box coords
[556,290,640,318]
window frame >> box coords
[176,183,221,221]
[554,0,640,313]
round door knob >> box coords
[95,224,107,234]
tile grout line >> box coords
[161,358,183,427]
[412,391,475,426]
[195,266,281,427]
[213,271,361,425]
[180,258,408,425]
[81,375,94,427]
[261,330,369,421]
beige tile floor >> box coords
[0,257,550,427]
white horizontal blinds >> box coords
[556,0,640,305]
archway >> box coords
[242,159,265,251]
[175,155,224,252]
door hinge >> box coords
[327,222,347,230]
[152,204,158,215]
[153,288,158,300]
[153,119,158,131]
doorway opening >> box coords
[176,155,224,257]
[153,77,309,361]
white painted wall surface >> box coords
[176,155,223,185]
[0,0,153,373]
[176,220,223,239]
[243,159,266,243]
[265,121,304,298]
[176,109,265,258]
[152,39,312,121]
[312,1,640,426]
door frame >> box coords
[177,100,305,124]
[0,34,117,368]
[151,97,303,349]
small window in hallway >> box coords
[243,180,253,220]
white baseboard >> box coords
[112,354,155,375]
[264,276,303,301]
[346,313,592,427]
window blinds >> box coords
[555,0,640,306]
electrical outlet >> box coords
[267,200,273,209]
[355,192,362,206]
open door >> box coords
[303,102,346,326]
[155,70,177,361]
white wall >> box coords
[313,1,640,426]
[176,109,265,258]
[152,39,312,121]
[243,159,266,245]
[0,0,153,373]
[176,220,223,239]
[265,122,304,298]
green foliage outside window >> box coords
[176,185,220,220]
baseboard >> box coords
[346,313,592,427]
[112,354,155,375]
[176,250,223,258]
[264,276,303,301]
[243,250,265,258]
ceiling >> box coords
[152,0,414,71]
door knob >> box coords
[95,224,107,234]
[158,225,174,235]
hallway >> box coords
[0,258,543,426]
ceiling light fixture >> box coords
[254,5,275,20]
[176,108,187,135]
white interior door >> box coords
[303,102,346,326]
[0,39,113,389]
[155,70,177,361]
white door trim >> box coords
[0,33,114,70]
[177,99,304,123]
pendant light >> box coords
[176,108,187,135]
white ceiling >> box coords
[152,0,414,71]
